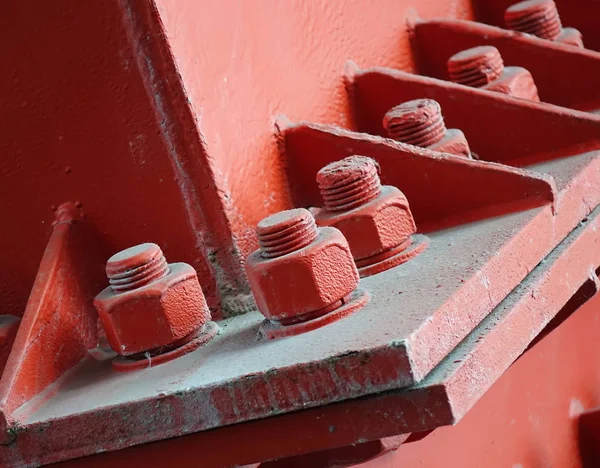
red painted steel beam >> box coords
[410,18,600,112]
[0,204,105,444]
[1,110,598,464]
[473,0,600,53]
[4,71,600,461]
[51,202,600,468]
[255,435,410,468]
[281,119,555,231]
[346,65,600,241]
[0,0,251,321]
[3,64,600,468]
[147,0,476,264]
[347,65,600,231]
[2,2,600,466]
[366,282,600,467]
[348,64,600,165]
[0,185,552,465]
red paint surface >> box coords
[479,65,540,101]
[382,99,472,157]
[412,19,600,112]
[262,435,410,468]
[8,112,600,464]
[94,263,210,356]
[474,0,600,52]
[94,242,211,358]
[283,121,555,232]
[245,209,359,326]
[0,205,105,431]
[0,0,476,321]
[153,0,475,258]
[359,284,600,468]
[502,0,583,47]
[49,201,600,467]
[447,46,540,100]
[313,156,417,266]
[0,316,21,376]
[4,1,600,466]
[0,2,208,313]
[350,65,600,166]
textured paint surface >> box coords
[246,227,359,324]
[313,156,417,264]
[153,0,475,258]
[0,0,478,321]
[0,205,105,428]
[94,264,210,356]
[282,122,556,232]
[474,0,600,52]
[0,1,233,317]
[0,207,554,465]
[43,201,600,467]
[361,282,600,468]
[413,19,600,112]
[350,65,600,165]
[4,1,600,466]
[5,120,600,464]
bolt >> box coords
[246,208,359,327]
[505,0,583,48]
[447,46,540,101]
[506,0,562,40]
[319,155,381,212]
[106,243,169,292]
[94,243,212,361]
[256,209,318,258]
[384,98,445,147]
[448,46,505,87]
[314,156,419,276]
[383,99,471,158]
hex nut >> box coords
[94,263,210,356]
[314,186,416,261]
[245,226,359,324]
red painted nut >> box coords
[383,99,471,158]
[447,46,540,101]
[314,156,417,272]
[505,0,583,48]
[94,243,211,357]
[245,208,359,325]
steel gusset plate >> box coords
[3,59,600,468]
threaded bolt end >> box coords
[505,0,563,41]
[383,99,446,147]
[448,46,505,87]
[257,208,318,258]
[106,243,170,292]
[317,156,381,212]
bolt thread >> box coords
[317,156,381,212]
[383,99,446,147]
[505,0,562,41]
[257,208,318,258]
[448,46,505,87]
[106,243,170,292]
